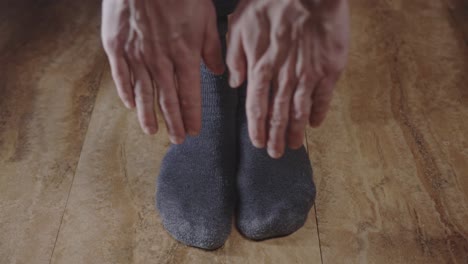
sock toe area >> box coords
[156,173,234,250]
[236,197,314,240]
[159,213,231,250]
[156,145,236,250]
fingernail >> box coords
[229,74,239,88]
[170,135,185,145]
[124,101,132,109]
[187,129,200,137]
[267,148,282,159]
[252,139,265,148]
[145,126,157,135]
[126,99,136,109]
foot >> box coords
[235,87,316,240]
[156,34,238,249]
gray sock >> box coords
[156,25,237,250]
[235,86,316,240]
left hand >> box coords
[227,0,350,158]
[101,0,224,143]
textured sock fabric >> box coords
[235,86,316,240]
[156,19,237,250]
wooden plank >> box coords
[50,69,322,264]
[306,0,468,263]
[0,1,105,263]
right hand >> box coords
[101,0,225,143]
[226,0,349,158]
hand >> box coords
[227,0,349,158]
[101,0,224,143]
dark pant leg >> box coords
[212,0,239,17]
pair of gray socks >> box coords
[156,23,316,250]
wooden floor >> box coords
[1,0,467,263]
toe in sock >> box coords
[156,33,237,250]
[236,87,316,240]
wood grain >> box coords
[1,0,467,263]
[49,70,322,264]
[306,0,468,263]
[0,0,105,263]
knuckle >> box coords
[257,75,271,86]
[135,84,152,97]
[159,97,179,113]
[274,24,289,40]
[276,97,290,107]
[294,88,309,99]
[251,87,268,97]
[248,106,266,122]
[292,109,309,122]
[124,45,141,62]
[254,62,273,77]
[135,95,147,106]
[270,116,287,130]
[126,49,139,61]
[274,93,291,109]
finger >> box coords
[244,13,271,148]
[287,32,317,149]
[267,49,297,158]
[140,0,186,143]
[246,53,273,148]
[286,72,315,149]
[309,74,338,127]
[173,42,202,136]
[101,0,133,109]
[226,26,247,88]
[264,14,293,158]
[202,6,225,75]
[152,58,186,144]
[130,61,158,135]
[108,53,135,109]
[123,1,158,134]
